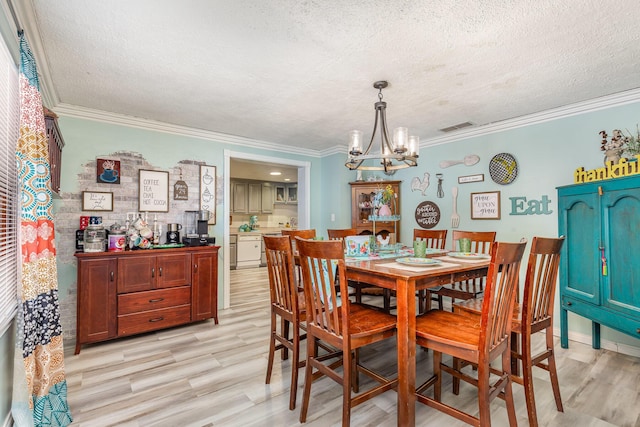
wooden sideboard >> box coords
[74,246,219,354]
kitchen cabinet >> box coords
[557,175,640,349]
[74,246,219,354]
[232,181,248,213]
[275,183,297,204]
[261,183,274,213]
[232,179,276,213]
[43,107,64,195]
[248,182,262,213]
[350,181,401,238]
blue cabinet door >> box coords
[558,190,601,304]
[601,186,640,320]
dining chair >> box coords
[327,228,394,311]
[413,229,448,313]
[431,230,496,310]
[452,236,565,427]
[296,237,398,427]
[281,229,317,282]
[414,240,526,427]
[263,235,307,410]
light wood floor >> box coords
[64,267,640,427]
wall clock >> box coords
[489,153,518,185]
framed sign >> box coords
[458,173,484,184]
[471,191,501,219]
[82,191,113,211]
[414,201,441,229]
[200,165,216,224]
[139,169,169,212]
[96,158,120,184]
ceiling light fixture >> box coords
[346,81,419,175]
[269,171,282,176]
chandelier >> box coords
[345,81,419,174]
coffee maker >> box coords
[166,223,182,244]
[182,210,216,246]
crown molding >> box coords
[53,103,322,157]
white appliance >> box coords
[236,234,262,269]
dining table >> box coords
[344,249,491,427]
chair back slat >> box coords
[452,230,496,254]
[282,229,317,252]
[264,235,299,313]
[327,228,358,250]
[525,236,565,328]
[480,240,527,352]
[297,238,348,339]
[413,229,447,249]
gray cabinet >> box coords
[232,179,276,214]
[261,183,274,213]
[248,183,262,213]
[232,181,248,213]
[275,184,297,204]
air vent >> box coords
[439,121,475,133]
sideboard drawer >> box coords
[118,286,191,315]
[118,305,191,336]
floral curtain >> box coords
[12,32,72,426]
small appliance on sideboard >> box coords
[166,223,182,244]
[182,210,216,246]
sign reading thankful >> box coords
[414,201,440,229]
[574,156,640,183]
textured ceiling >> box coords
[15,0,640,155]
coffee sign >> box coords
[415,201,440,229]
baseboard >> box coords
[553,327,640,358]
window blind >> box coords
[0,35,19,335]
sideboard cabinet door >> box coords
[192,250,219,323]
[76,257,117,354]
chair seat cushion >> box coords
[415,310,481,351]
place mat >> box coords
[377,260,459,272]
[437,255,490,264]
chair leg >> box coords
[265,312,277,384]
[477,362,492,426]
[299,336,315,423]
[342,348,353,427]
[433,351,442,401]
[546,327,564,413]
[289,325,300,410]
[502,352,518,427]
[521,330,538,427]
[452,357,462,395]
[352,349,359,393]
[282,318,290,360]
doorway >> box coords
[222,150,311,308]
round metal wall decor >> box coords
[415,201,440,229]
[489,153,518,185]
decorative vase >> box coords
[378,204,392,216]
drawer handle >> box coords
[566,301,572,306]
[159,267,163,277]
[151,268,155,278]
[194,264,198,273]
[637,328,640,334]
[149,298,164,303]
[149,317,164,323]
[110,271,114,281]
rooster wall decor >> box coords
[411,172,430,196]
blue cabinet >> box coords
[558,175,640,348]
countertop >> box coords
[229,227,291,236]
